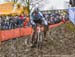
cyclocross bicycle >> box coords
[31,23,44,49]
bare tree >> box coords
[12,0,29,12]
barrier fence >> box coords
[0,4,68,42]
[0,21,66,42]
[0,27,33,42]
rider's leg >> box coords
[42,18,48,37]
[30,20,37,47]
[30,20,36,31]
[32,25,36,43]
[44,25,48,38]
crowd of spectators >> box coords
[0,11,69,30]
[43,11,69,25]
[0,14,29,30]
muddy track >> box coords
[0,24,75,57]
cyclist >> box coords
[30,5,48,40]
[30,5,48,47]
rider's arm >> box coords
[30,7,35,17]
[30,7,35,21]
[38,12,46,20]
[38,12,44,18]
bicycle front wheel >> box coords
[37,32,44,49]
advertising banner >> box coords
[68,7,75,25]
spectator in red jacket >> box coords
[23,16,30,27]
[19,14,25,27]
